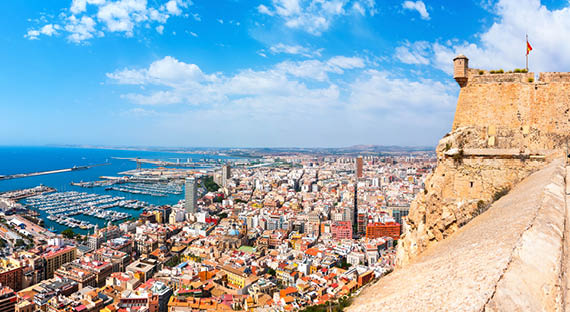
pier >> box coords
[0,163,110,181]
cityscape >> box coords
[2,0,569,311]
[0,147,434,311]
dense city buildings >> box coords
[0,150,434,311]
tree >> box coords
[266,268,276,276]
[62,228,76,239]
[203,176,220,192]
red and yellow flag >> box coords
[527,40,533,55]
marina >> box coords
[23,191,153,231]
[105,182,183,197]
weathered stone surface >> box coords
[348,160,566,312]
[397,65,570,266]
[396,126,552,265]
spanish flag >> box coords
[527,40,533,55]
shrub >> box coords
[474,200,490,217]
[478,70,484,75]
[493,187,510,201]
[522,68,528,73]
[514,68,522,73]
[452,149,464,162]
[497,69,504,73]
[528,77,534,82]
[490,70,496,74]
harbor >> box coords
[23,191,153,233]
[0,147,242,233]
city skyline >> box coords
[2,0,570,147]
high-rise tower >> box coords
[356,156,363,179]
[222,164,231,188]
[185,177,197,214]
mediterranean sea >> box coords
[0,146,234,233]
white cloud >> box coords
[400,0,570,74]
[65,16,99,43]
[25,24,60,39]
[327,56,365,69]
[156,25,164,34]
[257,4,274,16]
[395,41,430,65]
[25,30,41,40]
[269,43,322,57]
[258,0,377,35]
[402,1,430,20]
[165,0,183,15]
[106,55,366,105]
[70,0,106,15]
[26,0,193,43]
[349,70,455,111]
[108,55,457,146]
[190,13,201,21]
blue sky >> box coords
[1,0,569,148]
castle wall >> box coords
[453,71,570,149]
[397,68,570,266]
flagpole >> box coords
[526,34,528,71]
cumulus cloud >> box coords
[397,0,570,74]
[25,24,61,39]
[106,55,458,146]
[269,43,322,57]
[25,0,192,43]
[258,0,377,35]
[395,41,430,65]
[402,1,430,20]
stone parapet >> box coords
[348,159,567,312]
[539,72,570,83]
[470,72,534,84]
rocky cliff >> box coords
[396,57,570,266]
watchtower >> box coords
[453,54,469,87]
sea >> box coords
[0,146,235,234]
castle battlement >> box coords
[450,55,570,149]
[454,55,570,86]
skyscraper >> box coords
[222,164,231,188]
[356,156,363,179]
[185,177,197,214]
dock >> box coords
[0,163,110,181]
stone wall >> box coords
[349,159,567,312]
[397,59,570,266]
[396,126,554,265]
[453,71,570,148]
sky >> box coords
[1,0,569,148]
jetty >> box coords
[0,163,110,181]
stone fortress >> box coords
[348,55,570,311]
